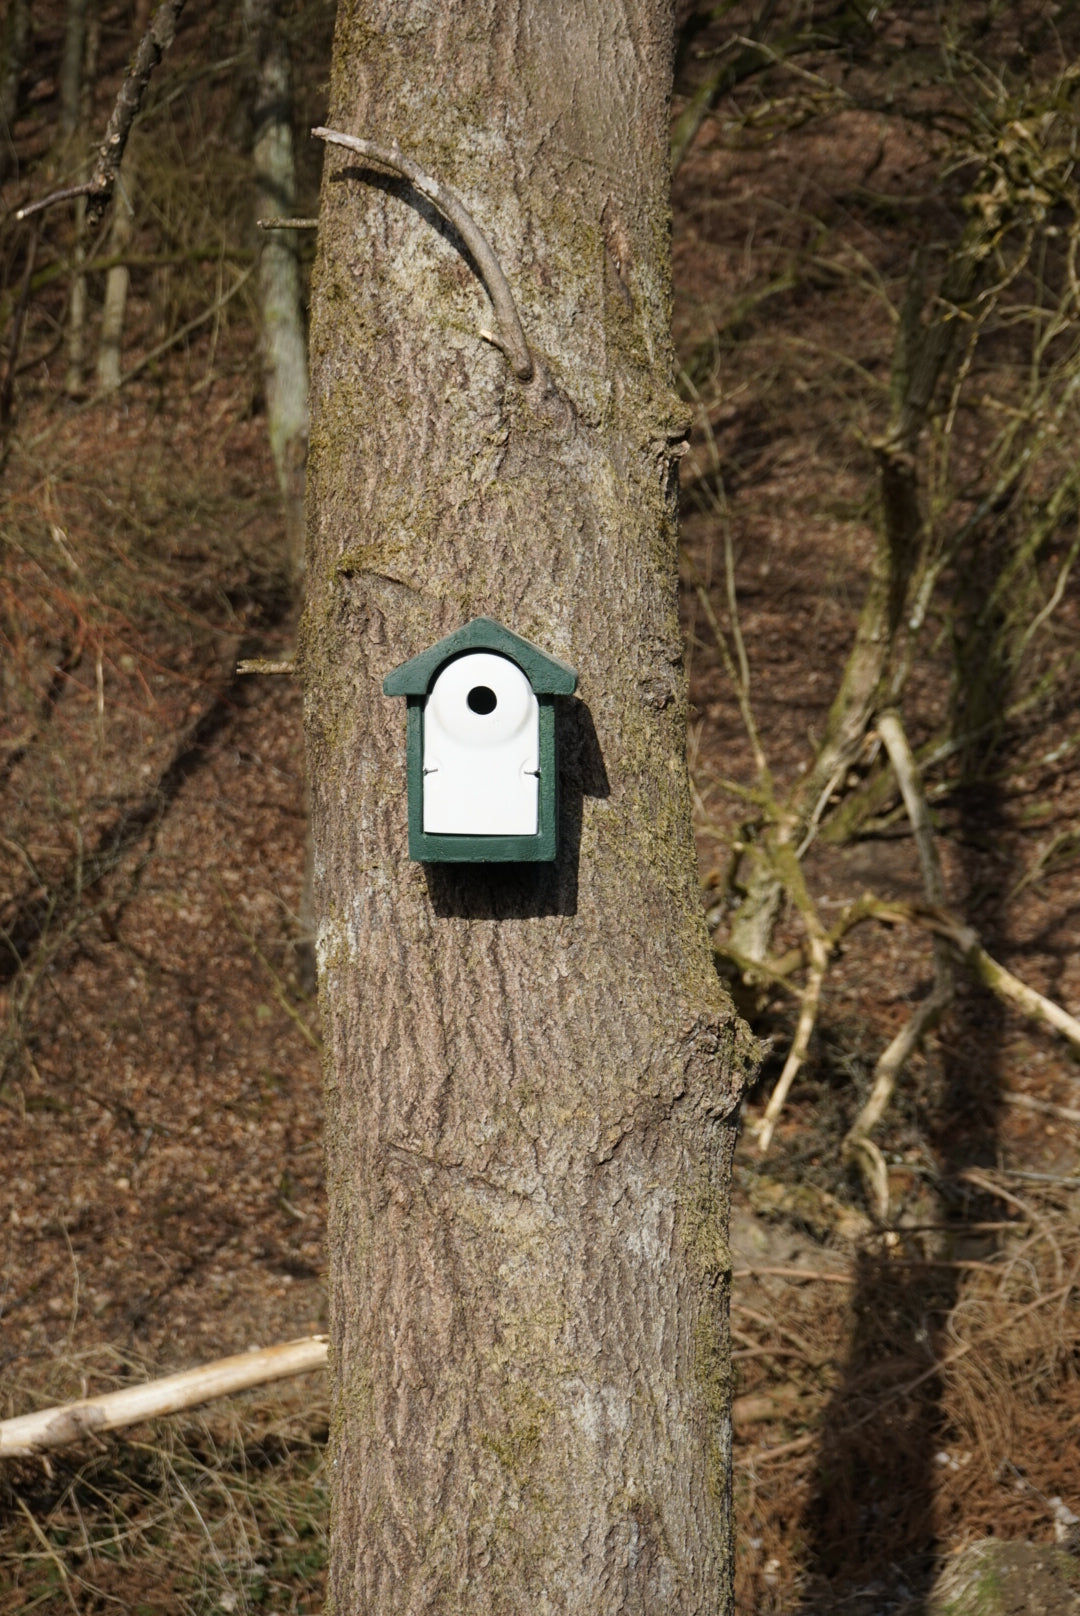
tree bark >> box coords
[303,4,750,1611]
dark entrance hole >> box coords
[467,686,497,714]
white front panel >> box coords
[422,652,539,835]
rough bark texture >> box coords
[303,4,751,1610]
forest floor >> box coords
[4,7,1080,1614]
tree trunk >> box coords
[59,0,87,141]
[96,0,151,393]
[63,0,99,398]
[96,149,135,392]
[246,0,308,575]
[303,4,750,1611]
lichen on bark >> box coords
[303,2,748,1610]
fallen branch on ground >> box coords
[871,898,1080,1054]
[0,1336,327,1457]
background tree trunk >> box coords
[62,0,99,398]
[246,0,308,575]
[95,0,152,393]
[303,3,750,1611]
[95,148,135,392]
[0,0,30,180]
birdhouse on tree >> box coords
[383,618,577,863]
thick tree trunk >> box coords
[303,4,749,1611]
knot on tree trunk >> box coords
[675,1009,758,1125]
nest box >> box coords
[383,618,577,863]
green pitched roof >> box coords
[383,617,577,697]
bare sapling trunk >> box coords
[246,0,308,575]
[303,1,750,1610]
[63,0,99,398]
[96,149,135,391]
[59,0,86,141]
[95,0,151,392]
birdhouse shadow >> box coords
[424,698,608,920]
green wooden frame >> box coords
[384,618,577,865]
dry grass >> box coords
[0,1359,328,1616]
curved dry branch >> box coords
[312,127,533,382]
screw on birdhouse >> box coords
[311,128,534,382]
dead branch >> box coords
[312,127,533,381]
[923,910,1080,1052]
[16,0,188,225]
[862,895,1080,1052]
[756,931,828,1155]
[755,838,830,1154]
[0,1336,327,1457]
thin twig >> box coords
[960,1168,1064,1285]
[236,658,295,676]
[732,1265,853,1284]
[312,127,533,381]
[257,217,318,230]
[15,183,95,221]
[858,893,1080,1053]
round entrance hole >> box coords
[467,685,497,715]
